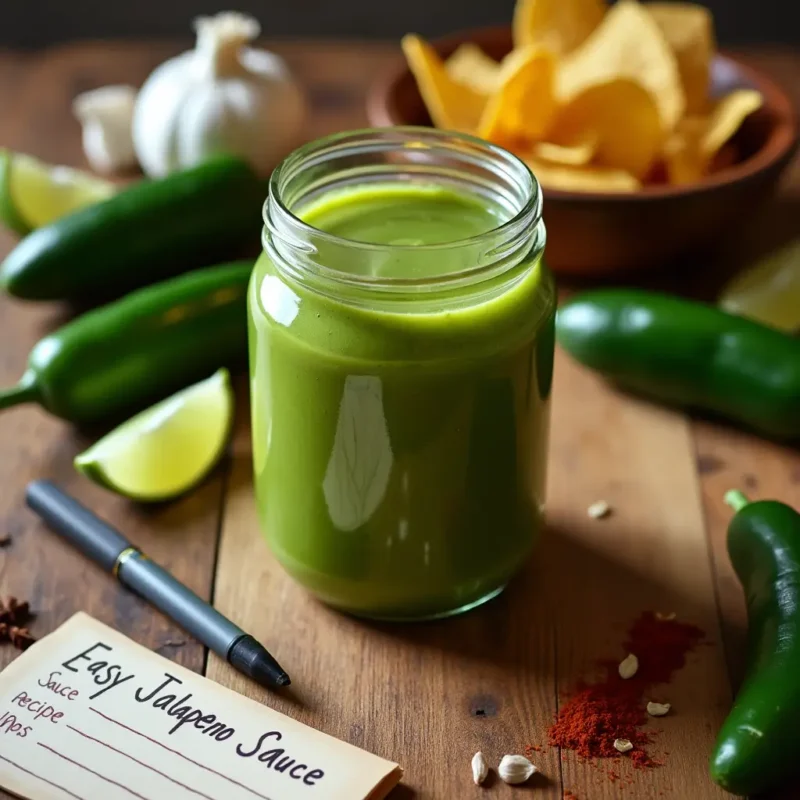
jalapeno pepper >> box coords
[556,290,800,440]
[0,260,253,424]
[710,490,800,795]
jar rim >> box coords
[266,126,542,255]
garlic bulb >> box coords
[132,12,306,178]
[73,85,138,174]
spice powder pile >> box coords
[548,611,704,768]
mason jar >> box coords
[248,127,555,620]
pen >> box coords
[25,479,290,690]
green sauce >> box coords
[248,183,555,619]
[300,183,504,245]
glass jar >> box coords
[248,127,555,620]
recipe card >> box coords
[0,613,402,800]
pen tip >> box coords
[229,635,292,691]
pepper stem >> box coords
[724,490,750,513]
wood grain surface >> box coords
[0,41,799,800]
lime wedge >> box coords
[0,149,116,235]
[75,370,234,502]
[720,241,800,333]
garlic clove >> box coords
[647,701,671,717]
[655,611,677,621]
[587,500,612,519]
[471,751,489,785]
[73,85,138,174]
[498,754,536,785]
[614,738,634,753]
[618,652,639,679]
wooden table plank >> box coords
[546,359,731,800]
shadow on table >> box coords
[360,518,739,674]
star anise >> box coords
[0,597,30,626]
[8,626,35,651]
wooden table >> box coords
[0,40,798,800]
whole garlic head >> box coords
[73,85,138,174]
[132,12,306,177]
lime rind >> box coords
[720,241,800,333]
[0,149,32,235]
[0,149,116,236]
[74,369,234,502]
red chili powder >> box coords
[547,612,704,767]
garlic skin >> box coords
[73,85,138,174]
[132,12,306,178]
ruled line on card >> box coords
[37,742,152,800]
[67,724,219,800]
[0,752,87,800]
[90,706,273,800]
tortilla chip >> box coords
[663,89,762,184]
[703,89,763,156]
[662,118,706,184]
[478,46,558,143]
[445,43,502,95]
[402,34,487,131]
[559,0,685,130]
[549,79,662,177]
[513,0,607,55]
[525,157,641,192]
[532,137,597,166]
[647,2,715,115]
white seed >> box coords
[587,500,611,519]
[614,738,634,753]
[647,701,671,717]
[655,611,677,621]
[498,754,537,785]
[471,751,489,786]
[618,653,639,679]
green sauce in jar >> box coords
[248,128,555,620]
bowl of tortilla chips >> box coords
[368,0,797,275]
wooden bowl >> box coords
[367,27,798,276]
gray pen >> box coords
[26,479,290,690]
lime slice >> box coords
[75,370,234,502]
[0,149,116,235]
[720,241,800,333]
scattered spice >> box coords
[0,533,11,548]
[0,597,35,650]
[547,611,704,770]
